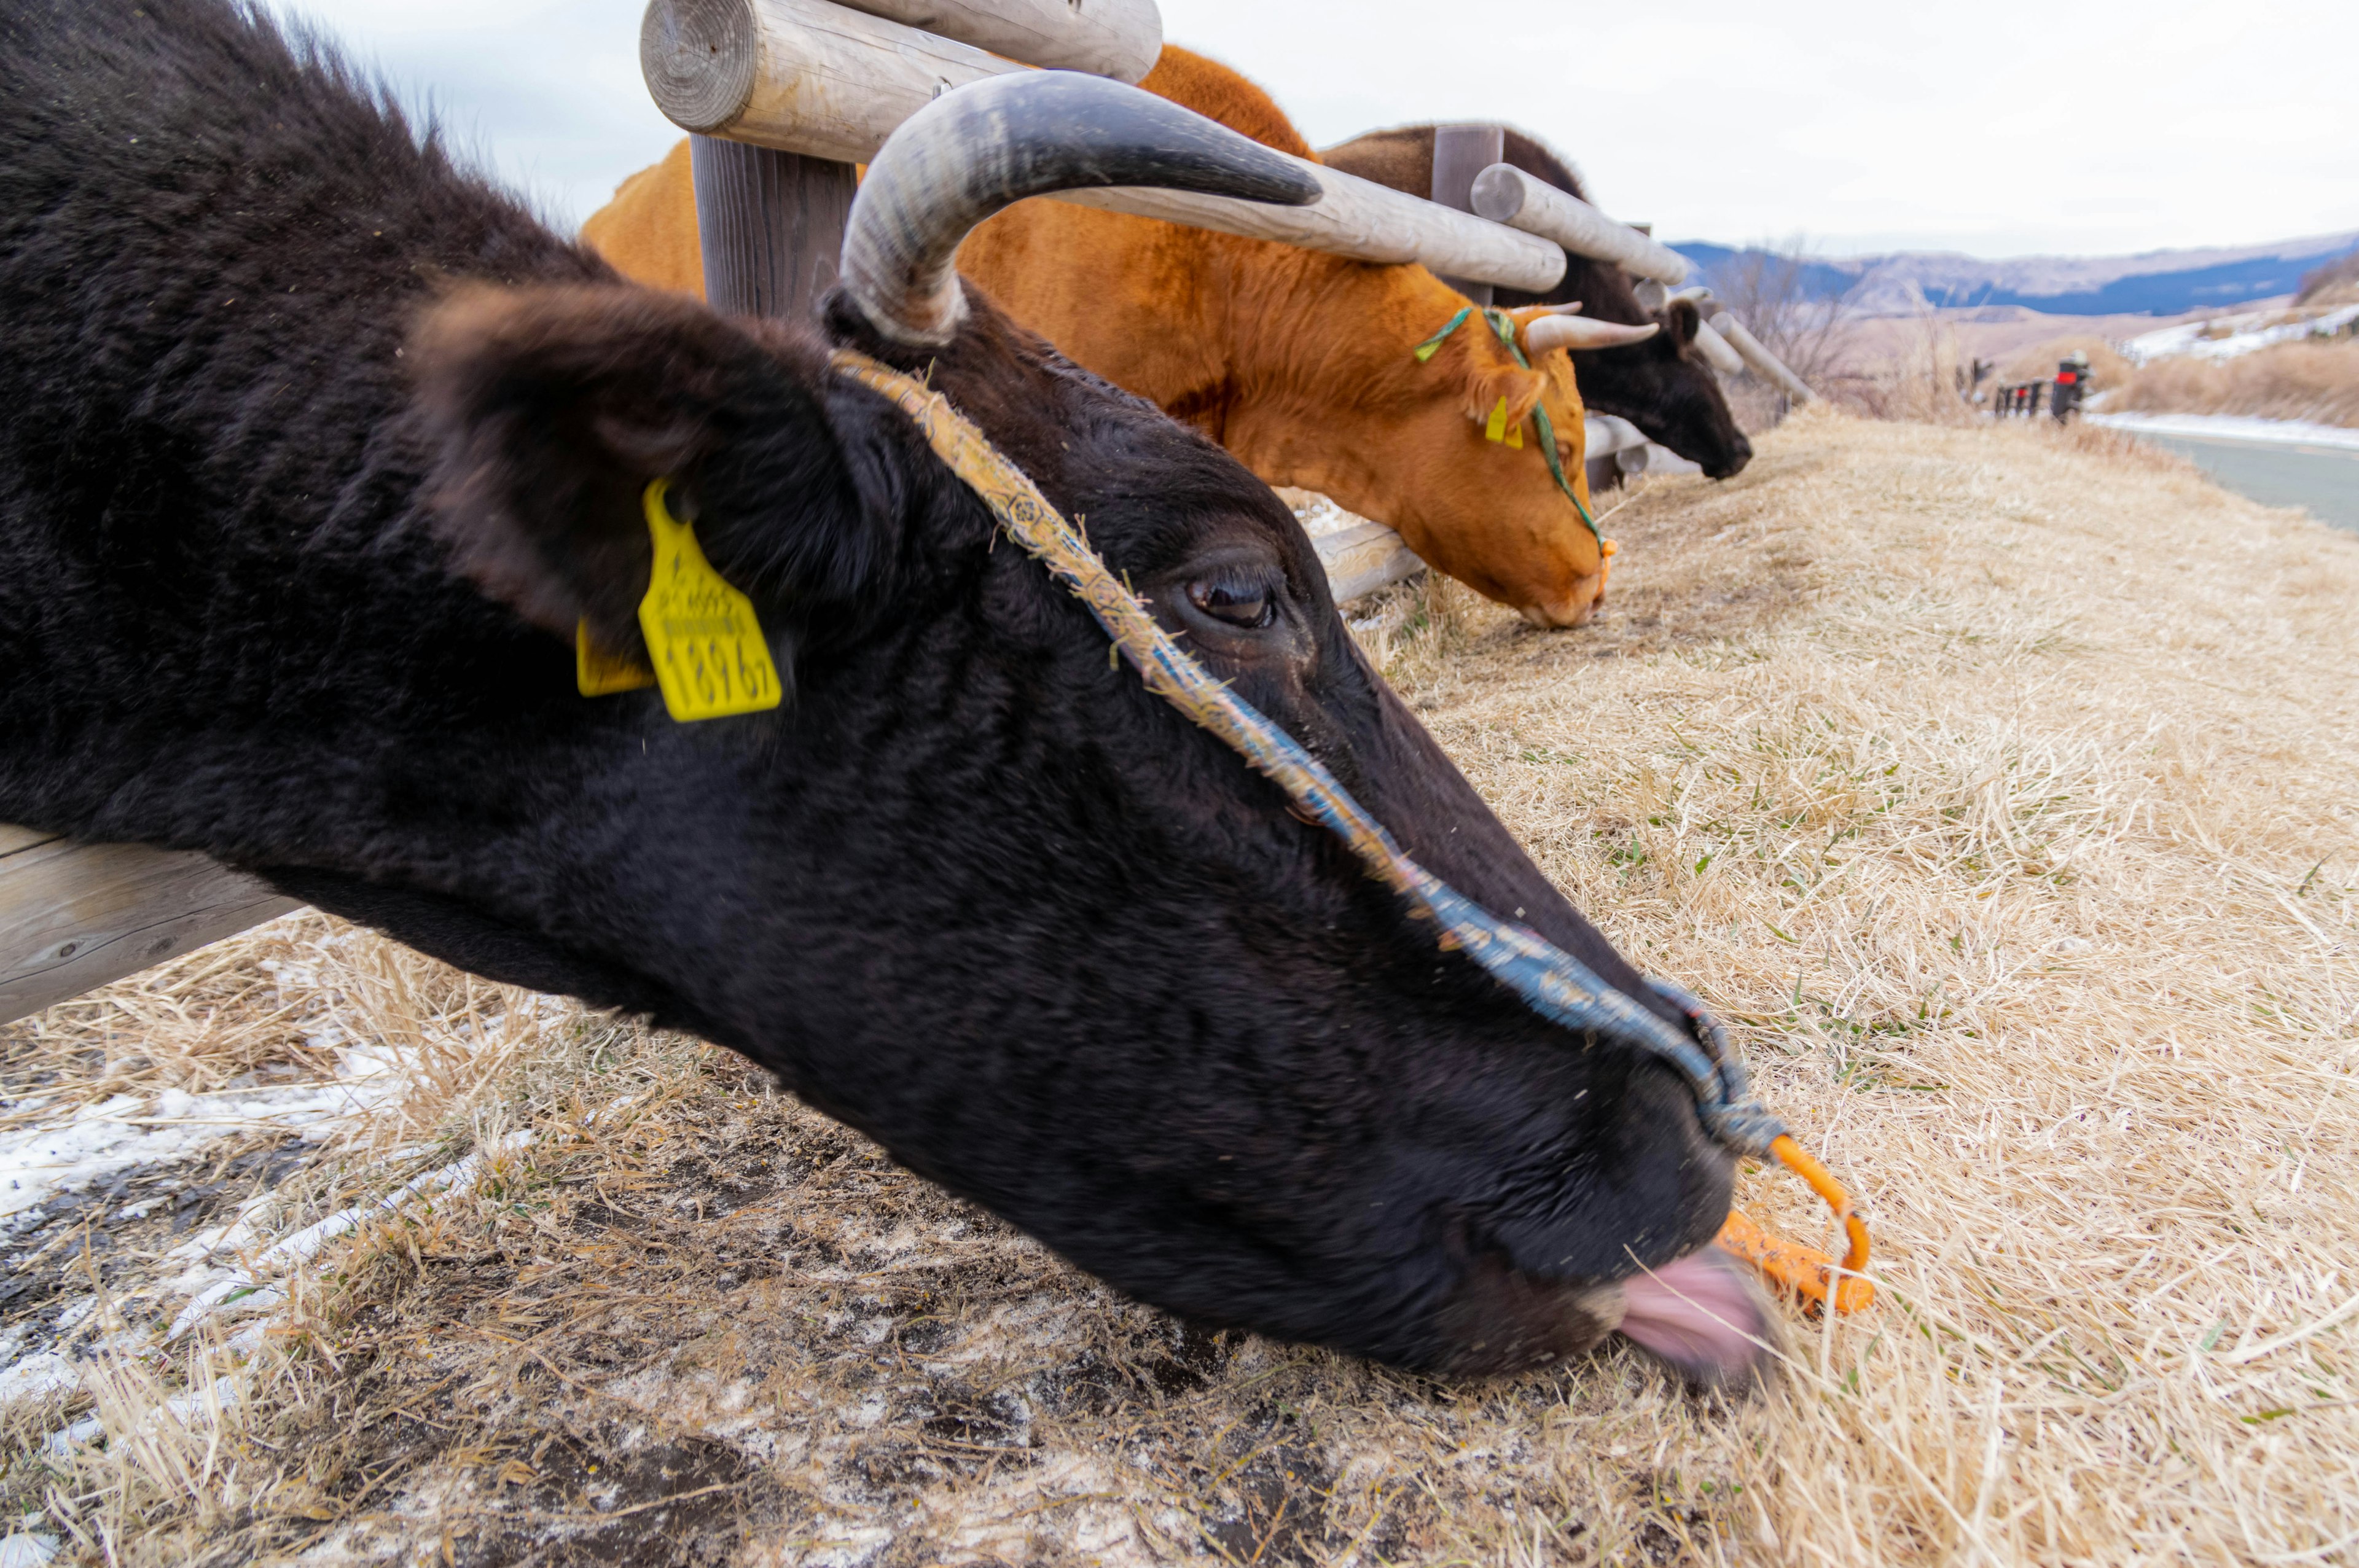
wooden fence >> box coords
[1,0,1817,1015]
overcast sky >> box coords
[273,0,2359,260]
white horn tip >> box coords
[1525,316,1661,353]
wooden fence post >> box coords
[690,135,856,321]
[1428,124,1504,303]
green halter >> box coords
[1410,306,1602,544]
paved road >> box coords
[2123,431,2359,534]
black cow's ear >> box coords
[1664,297,1702,348]
[409,283,879,653]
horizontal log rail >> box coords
[1467,163,1689,286]
[641,0,1568,292]
[1708,313,1813,404]
[1690,314,1747,375]
[828,0,1160,81]
[1054,171,1565,293]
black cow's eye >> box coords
[1187,578,1275,629]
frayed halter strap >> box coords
[831,349,1871,1314]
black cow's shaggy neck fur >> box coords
[1,0,1737,1376]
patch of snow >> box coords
[0,1354,79,1406]
[2120,305,2359,365]
[166,1132,532,1341]
[43,1373,241,1456]
[0,1074,400,1222]
[0,1532,60,1567]
[2087,412,2359,452]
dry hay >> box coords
[2,407,2355,1566]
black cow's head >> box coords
[404,76,1764,1384]
[1574,298,1754,480]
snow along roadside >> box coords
[2087,411,2359,452]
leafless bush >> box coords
[1711,241,1866,416]
[1834,312,1985,426]
[1703,240,1972,428]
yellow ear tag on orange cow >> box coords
[635,479,783,722]
[1485,395,1510,443]
[1504,418,1524,450]
[576,623,655,696]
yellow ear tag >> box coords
[635,479,783,722]
[576,623,655,696]
[1485,395,1509,444]
[1504,418,1524,450]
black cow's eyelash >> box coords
[1187,574,1278,629]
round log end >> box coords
[1468,164,1529,225]
[641,0,760,135]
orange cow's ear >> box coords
[1460,363,1546,431]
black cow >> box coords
[0,0,1765,1383]
[1323,125,1753,480]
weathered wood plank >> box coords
[690,134,856,320]
[0,834,300,1024]
[1428,123,1503,304]
[1313,520,1424,604]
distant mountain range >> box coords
[1670,230,2359,318]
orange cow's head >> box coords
[1219,273,1626,628]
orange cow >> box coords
[584,49,1613,625]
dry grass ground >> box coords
[2099,340,2359,428]
[3,409,2356,1565]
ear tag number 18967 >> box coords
[607,478,782,722]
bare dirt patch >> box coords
[4,408,2355,1565]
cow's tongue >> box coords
[1615,1246,1772,1388]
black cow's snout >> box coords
[1704,432,1754,479]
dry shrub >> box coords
[1822,317,1981,426]
[2297,247,2359,306]
[9,408,2359,1564]
[2102,338,2359,427]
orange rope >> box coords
[1715,1135,1875,1313]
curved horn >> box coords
[842,71,1320,345]
[1525,314,1661,353]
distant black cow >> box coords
[0,0,1763,1383]
[1324,125,1753,479]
